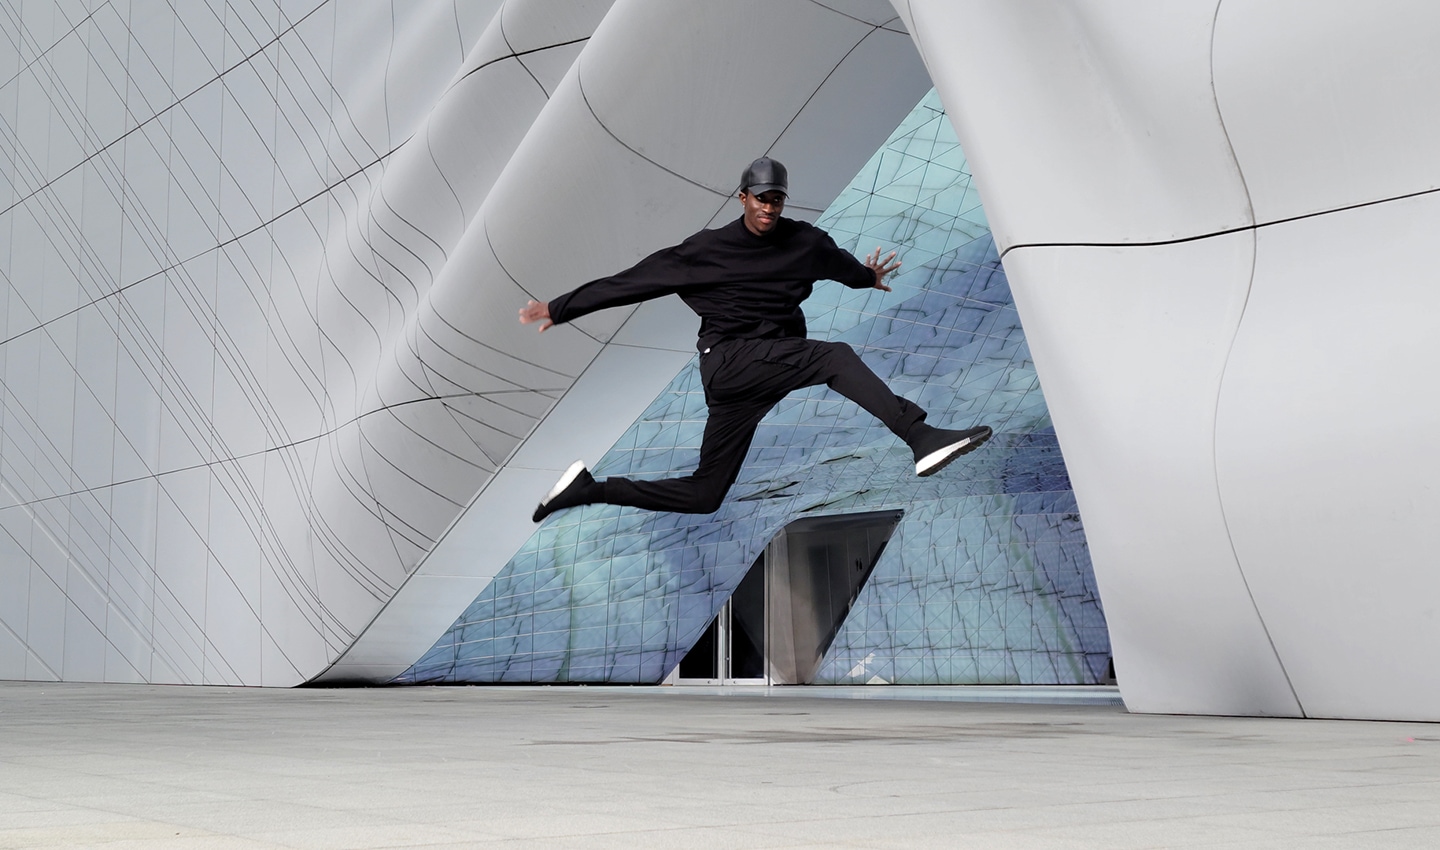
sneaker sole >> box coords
[540,460,587,506]
[915,428,992,477]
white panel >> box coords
[1216,194,1440,721]
[79,165,125,300]
[64,548,108,629]
[105,603,152,683]
[607,292,701,352]
[1213,1,1440,223]
[72,306,119,488]
[170,1,225,95]
[258,550,329,685]
[813,1,904,27]
[161,101,222,269]
[106,480,161,627]
[479,77,729,319]
[261,630,305,687]
[103,641,148,684]
[209,262,274,460]
[515,42,585,96]
[0,626,27,680]
[62,602,107,682]
[112,281,166,479]
[330,2,464,154]
[25,568,66,677]
[152,468,211,681]
[500,0,616,52]
[157,318,215,465]
[26,506,69,589]
[6,211,49,328]
[217,64,277,238]
[40,32,90,176]
[454,0,504,50]
[897,0,1251,249]
[581,0,875,196]
[1,335,42,502]
[204,564,263,686]
[1002,237,1300,717]
[0,522,32,642]
[35,327,77,493]
[206,466,264,613]
[423,58,548,228]
[767,27,931,217]
[12,73,51,187]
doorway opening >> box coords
[670,509,902,686]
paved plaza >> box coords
[1,683,1438,848]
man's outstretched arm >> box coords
[811,226,902,292]
[517,240,694,334]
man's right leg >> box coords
[532,397,773,521]
[601,397,772,514]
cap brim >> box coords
[745,184,787,197]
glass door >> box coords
[671,509,902,686]
[675,552,767,684]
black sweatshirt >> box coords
[547,216,877,353]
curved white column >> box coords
[1214,168,1440,718]
[1212,0,1440,223]
[899,0,1440,719]
[891,0,1252,250]
[1003,237,1299,717]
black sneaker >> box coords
[911,425,993,477]
[532,461,597,522]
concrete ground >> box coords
[1,683,1438,849]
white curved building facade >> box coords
[1,0,1437,721]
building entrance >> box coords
[671,510,902,686]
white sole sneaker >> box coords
[541,460,587,506]
[914,427,992,476]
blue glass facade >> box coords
[399,92,1110,685]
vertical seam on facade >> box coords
[1206,0,1306,718]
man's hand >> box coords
[865,247,902,292]
[519,299,553,332]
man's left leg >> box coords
[765,338,993,476]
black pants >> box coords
[601,337,927,514]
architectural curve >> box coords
[901,0,1440,720]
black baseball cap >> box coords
[740,157,788,197]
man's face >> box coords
[740,190,786,236]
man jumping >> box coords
[519,157,992,522]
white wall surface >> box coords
[898,0,1440,720]
[0,0,589,685]
[0,0,928,686]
